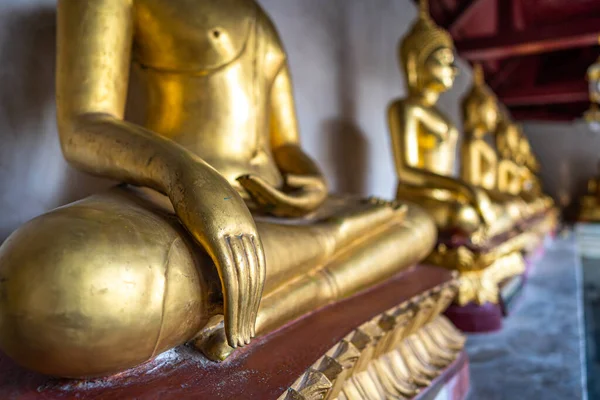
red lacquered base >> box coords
[0,264,455,400]
[416,351,470,400]
[444,301,504,333]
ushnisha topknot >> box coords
[400,0,455,91]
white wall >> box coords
[0,0,472,240]
[263,0,472,197]
[523,121,600,208]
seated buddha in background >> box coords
[388,0,511,243]
[516,130,554,213]
[495,112,529,202]
[460,64,525,225]
[495,114,549,217]
[0,0,438,378]
[579,161,600,221]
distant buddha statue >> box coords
[580,161,600,221]
[495,111,526,198]
[461,64,525,224]
[0,0,438,378]
[496,114,550,216]
[388,0,511,242]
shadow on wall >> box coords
[323,3,369,195]
[524,121,600,219]
[0,7,113,241]
[324,120,369,194]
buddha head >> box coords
[462,64,499,136]
[400,0,457,97]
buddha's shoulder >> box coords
[387,97,430,114]
[133,0,285,72]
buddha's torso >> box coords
[131,0,285,189]
[401,100,458,177]
[462,133,497,190]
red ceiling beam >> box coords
[447,0,488,35]
[498,80,589,106]
[510,109,580,122]
[456,17,600,61]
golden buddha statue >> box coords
[388,0,509,243]
[495,111,526,198]
[461,64,499,191]
[496,116,549,215]
[0,0,438,378]
[580,161,600,221]
[388,1,532,307]
[460,64,524,224]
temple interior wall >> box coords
[522,121,600,208]
[0,0,593,240]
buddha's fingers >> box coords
[228,236,251,345]
[216,236,241,347]
[219,233,265,347]
[242,235,263,338]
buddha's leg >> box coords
[396,184,481,237]
[259,197,408,292]
[0,186,216,378]
[0,187,432,374]
[255,202,436,334]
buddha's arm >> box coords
[460,138,478,184]
[388,101,483,208]
[239,62,327,217]
[588,178,598,195]
[57,0,265,348]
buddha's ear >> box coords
[406,53,418,91]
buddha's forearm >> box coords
[273,144,323,178]
[59,113,198,195]
[400,165,476,203]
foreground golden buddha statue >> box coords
[0,0,438,378]
[388,0,510,244]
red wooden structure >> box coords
[422,0,600,121]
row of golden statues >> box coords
[0,0,555,380]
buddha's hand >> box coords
[469,187,496,227]
[169,157,266,348]
[237,173,327,218]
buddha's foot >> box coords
[278,292,466,400]
[193,316,235,362]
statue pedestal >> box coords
[445,302,503,333]
[433,211,557,334]
[416,351,470,400]
[0,264,468,400]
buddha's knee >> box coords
[449,203,481,236]
[0,201,211,378]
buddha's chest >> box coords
[133,0,259,72]
[416,108,453,147]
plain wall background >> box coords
[0,0,593,241]
[522,121,600,209]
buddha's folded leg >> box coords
[396,188,481,237]
[255,203,436,334]
[0,187,436,377]
[0,186,217,378]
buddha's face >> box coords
[505,125,521,152]
[480,98,498,131]
[422,48,457,93]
